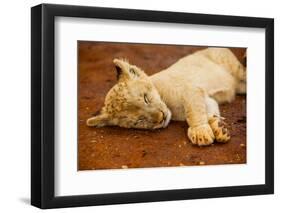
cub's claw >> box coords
[187,124,215,146]
[208,115,230,143]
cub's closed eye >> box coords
[144,94,149,104]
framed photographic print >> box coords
[31,3,274,209]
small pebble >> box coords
[179,163,185,166]
[100,135,104,139]
[199,161,205,165]
[121,165,128,169]
[240,143,246,147]
[90,139,97,143]
[178,144,182,148]
[235,154,241,160]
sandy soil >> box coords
[78,42,246,170]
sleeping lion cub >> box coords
[87,48,246,146]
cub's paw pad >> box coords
[208,115,230,143]
[187,124,215,146]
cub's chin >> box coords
[117,109,172,130]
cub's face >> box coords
[87,59,171,129]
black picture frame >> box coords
[31,3,274,209]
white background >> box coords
[0,0,279,212]
[55,18,265,196]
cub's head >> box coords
[87,59,171,129]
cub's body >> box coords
[87,48,246,146]
[151,48,246,121]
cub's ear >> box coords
[87,113,110,127]
[113,58,145,82]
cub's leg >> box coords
[200,48,247,95]
[183,87,215,146]
[209,86,236,104]
[205,96,230,143]
[236,51,247,94]
[236,79,246,94]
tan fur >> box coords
[87,59,172,129]
[87,48,246,146]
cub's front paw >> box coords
[208,115,230,143]
[187,124,215,146]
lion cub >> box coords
[87,48,246,146]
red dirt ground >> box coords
[78,42,246,170]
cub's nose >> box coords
[158,110,166,123]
